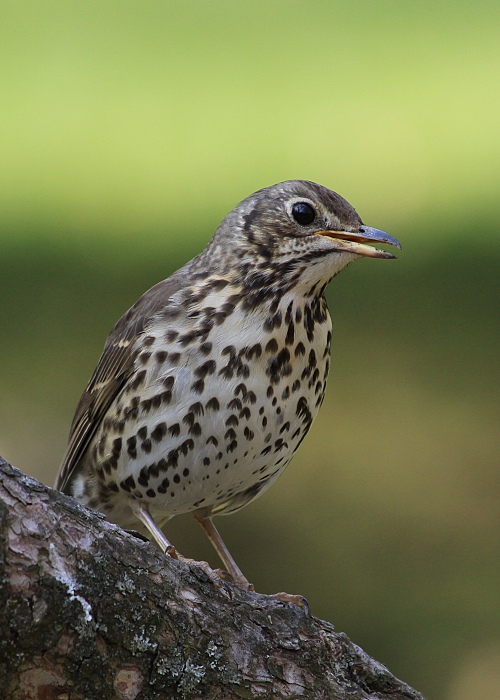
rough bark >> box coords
[0,458,425,700]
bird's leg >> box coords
[194,513,254,591]
[129,499,176,557]
[129,500,230,589]
[192,513,308,608]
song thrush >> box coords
[55,180,401,589]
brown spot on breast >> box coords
[180,439,194,455]
[138,352,151,365]
[127,436,137,459]
[120,475,136,492]
[246,344,262,360]
[195,360,216,378]
[130,370,147,391]
[206,397,220,411]
[138,466,149,487]
[294,342,306,357]
[151,422,167,442]
[265,338,279,353]
[267,347,292,384]
[163,376,175,390]
[285,322,295,345]
[244,427,254,440]
[165,330,179,342]
[183,412,195,427]
[157,477,169,494]
[243,390,257,404]
[263,311,282,332]
[191,378,205,394]
[189,402,204,416]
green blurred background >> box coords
[1,2,498,697]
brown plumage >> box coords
[55,180,400,589]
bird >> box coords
[55,180,401,590]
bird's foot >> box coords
[216,570,254,592]
[170,551,232,589]
[125,529,255,592]
[271,592,310,614]
[165,549,255,591]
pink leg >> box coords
[194,514,253,590]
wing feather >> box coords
[55,275,185,491]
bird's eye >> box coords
[291,202,316,226]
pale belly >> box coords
[79,298,332,527]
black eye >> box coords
[291,201,316,226]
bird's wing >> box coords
[55,275,185,492]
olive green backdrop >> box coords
[1,3,498,698]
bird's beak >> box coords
[315,226,402,259]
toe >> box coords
[271,592,310,614]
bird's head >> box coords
[209,180,400,278]
[197,180,402,299]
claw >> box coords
[271,592,311,614]
[165,544,178,559]
[173,554,229,590]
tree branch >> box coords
[0,458,425,699]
